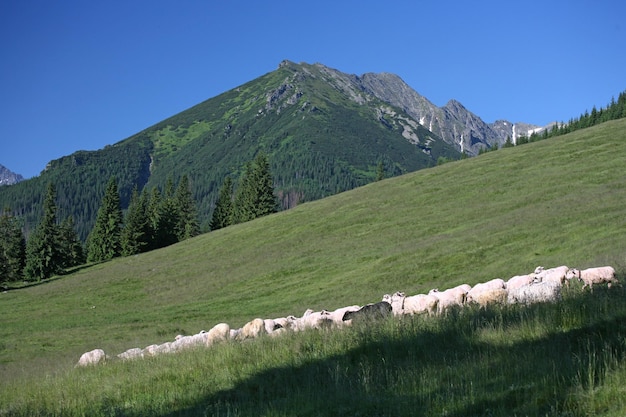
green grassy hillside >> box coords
[1,119,625,416]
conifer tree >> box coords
[233,152,277,224]
[0,208,26,283]
[210,176,234,231]
[58,216,85,268]
[153,177,179,248]
[121,187,151,256]
[376,161,385,181]
[24,183,63,281]
[233,161,255,224]
[251,152,278,217]
[147,186,162,250]
[86,177,123,262]
[174,175,200,240]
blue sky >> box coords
[1,0,624,179]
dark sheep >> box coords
[342,301,392,322]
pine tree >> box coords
[121,187,151,256]
[58,216,85,268]
[233,161,256,224]
[24,183,63,281]
[147,186,162,250]
[251,152,278,218]
[210,176,234,231]
[86,177,123,262]
[174,175,200,240]
[0,208,26,283]
[233,153,277,224]
[153,177,179,248]
[376,161,385,181]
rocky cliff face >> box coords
[0,164,24,186]
[352,68,547,155]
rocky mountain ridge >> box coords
[0,164,24,186]
[319,64,550,155]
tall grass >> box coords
[2,283,626,416]
[1,120,626,415]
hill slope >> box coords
[1,119,625,382]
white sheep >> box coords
[382,292,406,316]
[293,310,333,331]
[327,305,361,327]
[403,293,440,316]
[566,266,619,290]
[467,288,508,308]
[206,323,231,346]
[534,265,570,286]
[429,284,470,314]
[506,274,536,291]
[507,281,562,305]
[117,347,143,361]
[236,318,267,340]
[76,348,107,367]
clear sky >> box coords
[1,0,624,179]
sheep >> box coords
[382,292,406,316]
[264,319,283,334]
[171,334,204,352]
[466,278,506,305]
[466,288,508,308]
[273,315,298,331]
[76,348,107,367]
[326,305,361,327]
[506,274,537,291]
[403,293,440,316]
[534,265,570,286]
[429,284,469,314]
[293,310,333,331]
[507,281,562,305]
[117,347,143,361]
[236,318,267,340]
[342,301,392,323]
[566,266,619,290]
[206,323,231,345]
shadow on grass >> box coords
[144,287,626,417]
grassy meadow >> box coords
[1,119,626,416]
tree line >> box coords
[481,89,626,154]
[0,153,277,285]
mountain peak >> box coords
[0,164,24,186]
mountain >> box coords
[0,164,24,186]
[0,60,562,240]
[0,60,462,239]
[356,71,550,153]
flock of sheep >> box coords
[76,265,619,367]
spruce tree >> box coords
[86,177,123,262]
[233,161,255,224]
[0,208,26,283]
[154,177,179,248]
[24,183,63,281]
[58,216,85,268]
[376,161,385,181]
[210,176,234,231]
[147,186,162,250]
[252,152,278,217]
[233,152,277,224]
[121,187,151,256]
[174,175,200,240]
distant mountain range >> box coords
[0,164,24,186]
[0,60,553,238]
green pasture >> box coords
[1,119,625,416]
